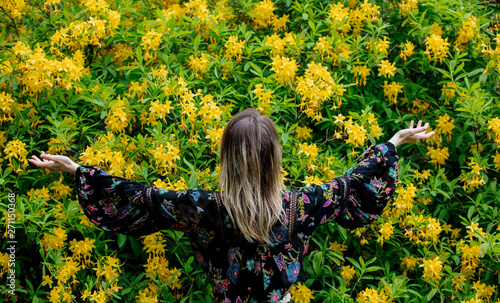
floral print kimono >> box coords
[75,142,399,303]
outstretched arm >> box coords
[300,120,435,229]
[29,151,79,174]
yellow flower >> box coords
[426,146,449,168]
[225,35,245,62]
[329,241,347,253]
[253,84,274,113]
[334,114,346,124]
[422,217,442,243]
[472,280,496,301]
[375,37,390,55]
[303,175,321,187]
[466,222,487,240]
[148,141,181,175]
[344,121,368,147]
[95,256,121,282]
[455,15,477,48]
[399,0,418,16]
[51,177,73,200]
[378,60,397,78]
[272,14,289,32]
[351,65,371,86]
[382,81,403,104]
[290,282,314,303]
[341,265,356,282]
[441,82,456,100]
[452,274,467,292]
[458,242,480,273]
[430,22,444,36]
[141,30,163,60]
[424,34,450,63]
[69,238,95,263]
[298,142,319,160]
[296,62,340,119]
[0,92,15,124]
[357,287,389,303]
[188,53,210,76]
[328,3,350,29]
[249,0,275,28]
[401,256,419,274]
[81,288,93,300]
[369,124,383,138]
[149,100,173,120]
[271,55,298,85]
[41,275,53,288]
[420,257,443,283]
[4,139,29,170]
[296,127,313,141]
[378,221,394,245]
[435,114,454,139]
[414,169,431,182]
[173,178,187,190]
[488,117,500,145]
[142,232,166,257]
[400,41,415,61]
[41,227,67,250]
[493,151,500,170]
[144,255,181,289]
[205,127,224,150]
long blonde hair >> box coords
[219,108,284,245]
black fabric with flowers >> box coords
[74,142,399,303]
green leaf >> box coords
[183,158,195,171]
[427,288,437,301]
[136,46,143,65]
[312,251,322,275]
[479,72,487,83]
[479,243,488,258]
[0,72,10,85]
[467,206,475,221]
[193,34,201,51]
[282,133,289,145]
[12,76,18,91]
[467,68,484,77]
[129,237,143,256]
[188,171,199,189]
[118,234,127,249]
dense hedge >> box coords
[0,0,499,302]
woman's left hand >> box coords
[29,151,80,174]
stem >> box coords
[31,26,59,48]
[0,7,20,38]
[0,45,23,61]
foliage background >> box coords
[0,0,499,302]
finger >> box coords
[29,159,49,168]
[415,131,435,140]
[421,131,435,139]
[41,153,59,161]
[410,120,414,128]
[410,125,428,134]
[417,120,422,128]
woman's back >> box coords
[75,141,398,302]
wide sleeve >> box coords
[74,164,214,236]
[297,142,399,230]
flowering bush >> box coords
[1,0,500,302]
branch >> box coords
[0,7,20,38]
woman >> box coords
[30,108,434,303]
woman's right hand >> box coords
[29,151,80,174]
[389,120,435,148]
